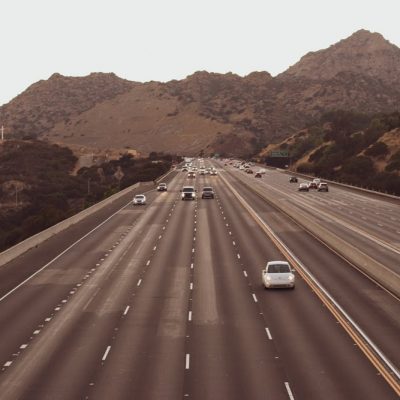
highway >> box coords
[0,161,398,399]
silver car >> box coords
[262,261,295,289]
[133,194,146,205]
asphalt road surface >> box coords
[0,161,398,400]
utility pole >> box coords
[1,125,4,142]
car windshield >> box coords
[267,264,290,273]
[183,188,194,192]
[203,188,213,191]
[135,195,145,199]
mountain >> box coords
[0,30,399,157]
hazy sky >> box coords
[0,0,399,106]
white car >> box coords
[157,183,167,191]
[262,261,295,289]
[133,194,146,205]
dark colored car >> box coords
[308,182,318,189]
[289,176,298,183]
[255,172,262,178]
[201,187,215,199]
[246,169,254,174]
[181,186,196,200]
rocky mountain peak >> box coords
[280,29,400,86]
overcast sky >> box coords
[0,0,399,106]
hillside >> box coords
[259,111,400,195]
[1,30,400,157]
[0,140,174,251]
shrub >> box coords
[365,142,389,157]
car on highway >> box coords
[188,172,196,178]
[313,178,321,185]
[199,168,206,175]
[298,183,309,192]
[210,169,218,176]
[181,186,196,200]
[182,167,188,172]
[133,194,146,205]
[317,182,329,192]
[308,181,318,189]
[246,169,254,174]
[262,261,295,289]
[201,186,215,199]
[255,172,262,178]
[289,176,298,183]
[157,183,167,191]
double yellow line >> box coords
[219,171,400,396]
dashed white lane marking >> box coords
[265,328,273,340]
[225,223,229,227]
[20,344,28,349]
[159,235,162,239]
[252,294,258,303]
[377,223,383,227]
[45,317,51,322]
[285,382,295,399]
[243,271,248,277]
[229,231,232,235]
[185,354,190,370]
[361,216,367,220]
[192,248,195,253]
[237,253,241,259]
[153,246,157,251]
[194,237,196,241]
[137,279,142,286]
[123,306,130,316]
[102,346,111,361]
[55,307,61,311]
[190,283,194,290]
[190,263,194,269]
[96,263,100,266]
[4,361,12,367]
[146,260,151,266]
[233,241,236,246]
[194,228,197,232]
[33,330,40,335]
[188,311,192,321]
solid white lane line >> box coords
[102,346,111,361]
[265,328,273,340]
[123,306,130,316]
[243,271,248,277]
[137,279,142,286]
[252,294,258,303]
[285,382,295,399]
[188,311,192,321]
[20,344,28,349]
[185,354,190,370]
[146,260,151,266]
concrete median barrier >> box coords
[0,182,142,268]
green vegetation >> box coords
[290,111,400,195]
[0,141,176,252]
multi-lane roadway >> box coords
[0,161,399,399]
